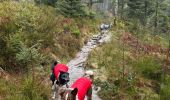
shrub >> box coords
[21,77,49,100]
[71,26,81,38]
[160,75,170,100]
[56,0,86,18]
[88,11,96,19]
[132,56,162,81]
[16,42,46,72]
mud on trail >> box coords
[67,31,112,100]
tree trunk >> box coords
[114,0,118,16]
[154,0,159,29]
[89,0,93,9]
[120,0,124,19]
[144,0,148,26]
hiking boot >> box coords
[51,92,56,100]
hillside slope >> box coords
[87,24,170,100]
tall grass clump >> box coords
[21,76,49,100]
[160,75,170,100]
[132,56,162,82]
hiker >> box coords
[50,61,59,85]
[100,23,112,31]
[50,61,70,99]
[59,70,94,100]
[54,63,69,87]
[50,61,70,87]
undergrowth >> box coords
[87,26,169,99]
[0,1,101,99]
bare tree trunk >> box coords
[114,0,118,16]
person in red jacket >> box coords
[71,77,92,100]
[53,63,69,86]
[50,61,70,100]
[59,70,94,100]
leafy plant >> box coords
[21,76,49,100]
[160,75,170,100]
[132,56,162,81]
[56,0,86,17]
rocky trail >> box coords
[67,30,112,100]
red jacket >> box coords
[71,77,92,100]
[53,64,68,80]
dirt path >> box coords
[67,30,112,100]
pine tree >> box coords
[56,0,86,17]
[118,0,125,19]
[127,0,145,24]
[127,0,170,33]
[34,0,57,6]
[88,0,103,10]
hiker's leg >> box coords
[51,80,57,99]
[86,87,92,100]
[55,83,60,99]
[50,73,55,85]
[66,83,69,88]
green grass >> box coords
[87,29,166,99]
[160,75,170,100]
[131,56,162,81]
[0,78,21,100]
[0,1,102,99]
[0,75,50,100]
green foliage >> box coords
[87,30,167,99]
[70,25,81,37]
[132,56,162,81]
[95,80,118,100]
[88,11,96,19]
[0,1,101,69]
[160,75,170,100]
[16,42,45,70]
[0,76,50,100]
[56,0,86,17]
[94,73,138,100]
[0,1,56,71]
[0,79,20,99]
[160,84,170,100]
[0,1,102,99]
[34,0,57,6]
[126,0,170,33]
[21,77,49,100]
[8,33,24,54]
[127,0,154,24]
